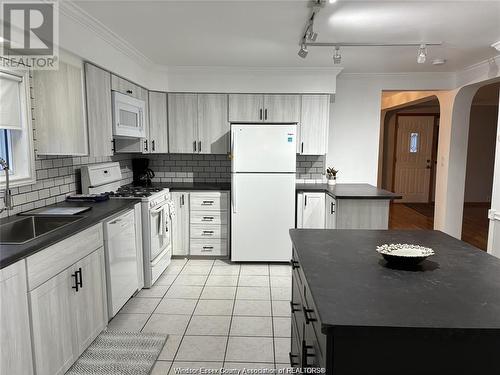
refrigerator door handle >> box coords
[232,175,237,213]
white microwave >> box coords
[112,91,146,138]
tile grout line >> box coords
[222,262,241,366]
[268,264,277,368]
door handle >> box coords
[144,139,148,151]
[304,195,307,206]
[198,141,201,153]
[331,202,335,214]
[111,139,116,153]
[303,306,317,324]
[289,352,299,367]
[78,267,83,289]
[181,194,184,206]
[193,141,197,152]
[301,142,304,154]
[290,301,300,313]
[71,270,79,292]
[202,216,214,221]
[290,259,300,269]
[202,200,214,205]
[259,109,263,120]
[264,108,268,120]
[152,140,155,151]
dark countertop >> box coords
[0,199,140,269]
[139,182,231,191]
[296,183,401,200]
[289,229,500,331]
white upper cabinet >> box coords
[84,63,113,157]
[228,94,301,123]
[149,91,168,153]
[33,61,88,155]
[228,94,263,122]
[198,94,229,154]
[168,93,198,153]
[263,95,301,123]
[298,95,330,155]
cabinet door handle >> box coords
[198,141,201,153]
[77,267,83,289]
[202,200,214,205]
[144,139,148,151]
[290,259,300,269]
[304,195,307,206]
[301,142,304,154]
[259,109,263,120]
[193,141,197,152]
[303,306,317,324]
[202,230,214,235]
[202,246,214,251]
[302,343,315,368]
[71,269,80,292]
[202,216,214,221]
[290,301,300,313]
[181,194,184,206]
[264,108,268,120]
[111,139,116,153]
[152,140,155,151]
[331,202,335,214]
[126,89,133,94]
[289,352,299,367]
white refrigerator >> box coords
[231,123,297,262]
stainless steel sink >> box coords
[0,216,83,244]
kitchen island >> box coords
[289,229,500,374]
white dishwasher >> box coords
[104,209,139,319]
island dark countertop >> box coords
[0,199,140,269]
[296,183,401,200]
[289,229,500,331]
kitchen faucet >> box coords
[0,157,13,213]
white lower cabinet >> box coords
[296,192,326,229]
[0,260,34,375]
[172,191,190,256]
[27,225,107,375]
[325,194,337,229]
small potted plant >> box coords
[326,167,339,186]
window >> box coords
[409,132,419,153]
[0,64,35,187]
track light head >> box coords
[333,46,341,64]
[306,29,318,42]
[417,44,427,64]
[298,43,309,58]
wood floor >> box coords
[389,202,489,251]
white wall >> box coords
[464,105,499,202]
[327,73,454,185]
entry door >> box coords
[394,116,435,203]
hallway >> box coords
[389,203,489,250]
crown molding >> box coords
[59,0,154,67]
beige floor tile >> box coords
[156,274,178,286]
[206,275,239,286]
[230,316,272,337]
[272,300,291,317]
[176,336,227,362]
[273,317,291,337]
[200,286,237,300]
[210,266,240,276]
[236,287,270,300]
[271,287,291,301]
[163,265,185,276]
[240,265,269,276]
[120,297,161,314]
[194,299,234,316]
[223,363,274,370]
[151,360,172,375]
[155,298,198,315]
[173,274,208,286]
[107,313,150,332]
[164,285,203,299]
[213,259,238,266]
[233,300,271,317]
[270,277,291,289]
[136,284,170,298]
[187,259,215,266]
[269,264,292,277]
[186,315,231,336]
[142,314,190,335]
[274,337,291,363]
[181,265,212,275]
[225,337,274,363]
[238,275,270,287]
[158,335,183,361]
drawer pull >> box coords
[71,268,82,292]
[291,259,300,269]
[202,200,214,205]
[303,306,317,324]
[202,231,214,235]
[290,301,300,313]
[289,352,299,366]
[201,246,214,252]
[302,343,315,368]
[202,216,214,221]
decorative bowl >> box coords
[376,243,435,266]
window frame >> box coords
[0,64,35,188]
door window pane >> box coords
[409,132,419,153]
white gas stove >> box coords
[81,162,172,288]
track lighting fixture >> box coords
[298,43,308,58]
[333,46,341,64]
[417,44,427,64]
[306,27,318,42]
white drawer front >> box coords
[190,192,229,211]
[190,224,228,239]
[190,212,228,225]
[190,239,228,256]
[27,224,103,291]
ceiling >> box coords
[73,0,500,73]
